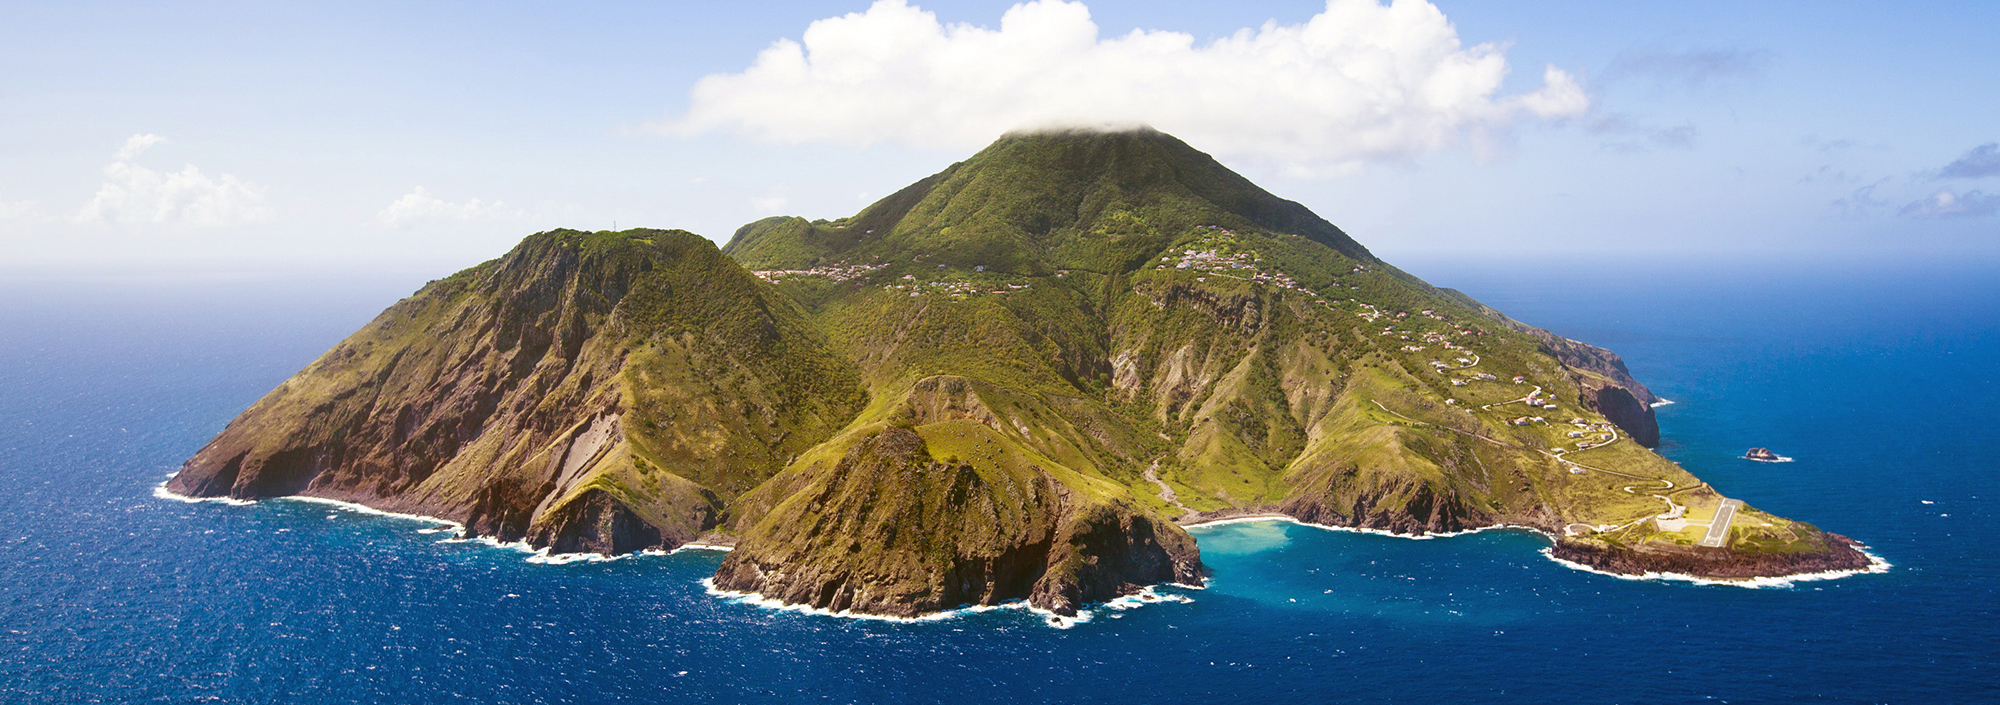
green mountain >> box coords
[170,128,1869,618]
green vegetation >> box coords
[172,129,1865,618]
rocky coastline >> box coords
[1549,533,1874,580]
[162,129,1880,620]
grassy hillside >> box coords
[721,129,1869,589]
[172,229,865,552]
[173,129,1871,619]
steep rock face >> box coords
[1026,504,1201,615]
[1536,333,1662,447]
[528,488,675,555]
[171,232,637,507]
[170,229,863,555]
[714,425,1200,616]
[1582,383,1660,448]
[1277,470,1498,535]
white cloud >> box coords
[77,135,271,226]
[661,0,1587,175]
[1899,189,1999,219]
[373,187,525,227]
[750,195,790,215]
[115,134,166,160]
[0,200,38,221]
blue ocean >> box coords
[2,257,1994,703]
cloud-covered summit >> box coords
[661,0,1588,175]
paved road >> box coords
[1700,499,1743,547]
[1481,385,1543,410]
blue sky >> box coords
[2,0,1996,274]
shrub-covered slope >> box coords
[169,229,865,553]
[725,128,1869,588]
[174,129,1868,620]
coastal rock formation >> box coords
[172,128,1870,616]
[712,426,1201,617]
[1551,530,1872,578]
[1582,383,1660,448]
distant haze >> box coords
[1,0,1996,275]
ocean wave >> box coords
[700,579,1191,629]
[670,543,736,554]
[152,478,257,506]
[519,543,733,564]
[525,550,626,565]
[155,483,732,564]
[1101,585,1195,611]
[276,495,464,531]
[1650,398,1676,408]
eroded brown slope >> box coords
[170,229,864,552]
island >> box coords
[1745,448,1792,463]
[166,128,1874,618]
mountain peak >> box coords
[988,124,1168,148]
[724,129,1375,272]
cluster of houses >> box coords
[1524,391,1559,412]
[1159,231,1364,318]
[1443,366,1499,387]
[751,262,889,283]
[1565,418,1616,439]
[1158,244,1308,297]
[1159,242,1258,275]
[884,274,1031,300]
[1421,330,1459,346]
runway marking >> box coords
[1700,499,1743,547]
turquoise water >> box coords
[1,259,1994,703]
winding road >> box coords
[1143,459,1194,519]
[1366,384,1718,541]
[1482,385,1544,410]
